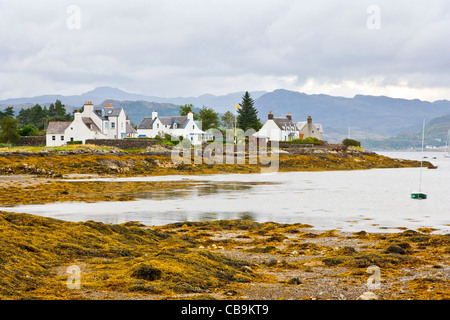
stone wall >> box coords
[14,136,46,147]
[85,138,160,149]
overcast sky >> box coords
[1,0,449,101]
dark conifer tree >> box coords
[236,91,261,131]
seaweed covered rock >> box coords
[131,265,162,281]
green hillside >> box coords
[362,114,450,150]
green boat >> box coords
[411,118,427,200]
[411,192,427,200]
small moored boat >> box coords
[411,118,427,200]
[411,192,427,200]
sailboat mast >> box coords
[419,117,425,192]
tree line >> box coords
[0,100,73,144]
[179,91,262,132]
[0,91,263,144]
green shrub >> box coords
[291,137,323,145]
[19,124,39,136]
[342,138,361,147]
[67,140,82,145]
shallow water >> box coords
[2,151,449,233]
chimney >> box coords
[268,111,274,120]
[74,109,81,121]
[83,101,94,115]
[152,110,158,120]
[286,112,292,121]
[307,115,312,124]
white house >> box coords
[46,101,135,146]
[254,111,300,142]
[297,116,323,140]
[137,111,205,145]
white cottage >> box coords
[254,111,300,142]
[297,116,323,140]
[137,111,205,145]
[46,101,134,146]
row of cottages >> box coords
[46,102,138,147]
[136,111,205,145]
[255,111,323,142]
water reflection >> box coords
[1,152,449,233]
[121,181,278,201]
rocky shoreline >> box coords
[0,213,448,300]
[0,144,429,178]
[0,144,446,301]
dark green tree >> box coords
[18,124,39,136]
[0,116,20,144]
[198,106,221,131]
[17,100,73,130]
[29,104,48,130]
[17,107,32,127]
[0,106,15,121]
[236,91,261,131]
[54,100,68,119]
[179,104,199,120]
[179,104,194,116]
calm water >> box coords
[2,151,449,233]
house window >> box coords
[192,125,194,129]
[52,136,56,141]
[157,124,159,128]
[61,136,64,141]
[105,122,109,130]
[70,137,74,141]
[111,122,115,129]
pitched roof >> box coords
[272,118,297,130]
[138,116,190,129]
[297,121,323,132]
[46,121,72,134]
[82,117,101,133]
[137,117,154,129]
[93,106,123,120]
[126,122,138,134]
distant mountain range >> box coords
[2,86,450,144]
[253,89,450,141]
[0,86,267,114]
[362,114,450,150]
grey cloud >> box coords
[0,0,449,100]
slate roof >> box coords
[126,122,138,134]
[137,117,154,129]
[82,117,101,133]
[138,116,189,130]
[93,106,123,120]
[272,118,297,130]
[46,121,72,134]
